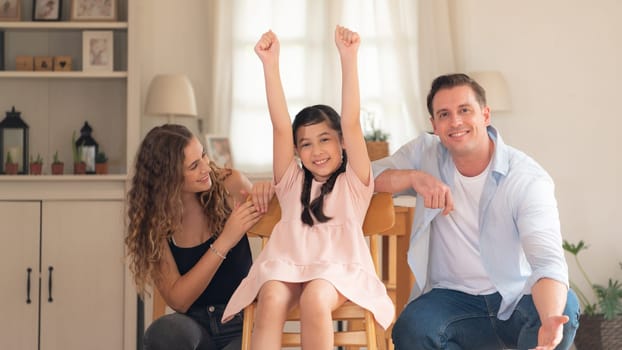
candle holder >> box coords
[0,106,29,174]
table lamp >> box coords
[145,74,197,123]
[468,71,512,112]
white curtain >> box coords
[205,1,234,135]
[207,0,455,174]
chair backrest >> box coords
[247,192,395,275]
[248,192,395,238]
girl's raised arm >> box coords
[334,26,369,184]
[255,31,294,183]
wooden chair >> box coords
[241,192,395,350]
[152,288,167,321]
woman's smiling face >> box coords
[182,137,213,193]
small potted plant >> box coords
[95,151,108,174]
[362,109,390,161]
[4,151,18,175]
[51,151,64,175]
[72,130,86,175]
[29,153,43,175]
[563,240,622,349]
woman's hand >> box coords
[218,200,263,250]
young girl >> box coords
[126,124,273,350]
[222,27,394,349]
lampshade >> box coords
[145,74,197,120]
[468,71,511,112]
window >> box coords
[230,0,420,173]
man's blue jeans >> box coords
[392,288,580,350]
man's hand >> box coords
[411,171,454,215]
[533,315,569,350]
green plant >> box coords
[362,108,389,142]
[72,131,82,163]
[563,240,622,320]
[95,151,108,163]
[30,153,43,164]
[364,129,389,142]
[52,151,62,164]
[5,151,14,164]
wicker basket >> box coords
[574,314,622,350]
[366,141,389,161]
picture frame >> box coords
[205,134,234,169]
[33,0,62,21]
[0,0,21,21]
[71,0,116,21]
[82,30,113,71]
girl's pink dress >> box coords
[222,160,394,329]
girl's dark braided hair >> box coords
[292,104,347,226]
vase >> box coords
[51,162,64,175]
[73,162,86,175]
[5,162,18,175]
[30,163,42,175]
[366,141,389,161]
[574,314,622,350]
[95,162,108,175]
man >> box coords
[373,74,579,349]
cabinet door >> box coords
[40,200,125,350]
[0,201,40,350]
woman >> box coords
[126,124,272,350]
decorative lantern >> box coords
[0,106,29,174]
[75,121,98,174]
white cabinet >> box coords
[0,201,39,349]
[41,200,126,349]
[0,179,133,349]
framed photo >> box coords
[71,0,116,21]
[82,31,113,71]
[33,0,62,21]
[205,135,234,169]
[0,0,20,21]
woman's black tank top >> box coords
[169,235,252,307]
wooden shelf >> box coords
[0,21,128,30]
[0,174,127,200]
[0,71,128,78]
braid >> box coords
[292,104,346,227]
[300,167,314,226]
[300,151,348,226]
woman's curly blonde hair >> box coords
[125,124,232,296]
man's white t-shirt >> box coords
[428,162,497,295]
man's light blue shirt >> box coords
[372,126,569,320]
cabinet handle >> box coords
[26,268,32,304]
[48,266,54,302]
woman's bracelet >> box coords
[209,244,227,260]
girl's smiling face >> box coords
[295,121,343,182]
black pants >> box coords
[144,304,244,350]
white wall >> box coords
[135,0,213,138]
[449,0,622,296]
